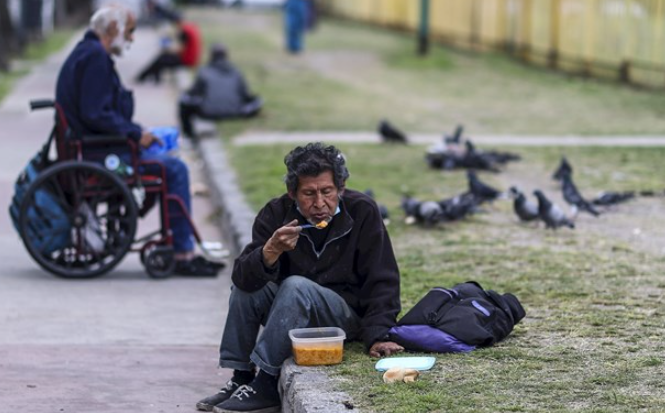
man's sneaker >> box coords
[175,256,225,277]
[212,384,280,413]
[196,380,243,412]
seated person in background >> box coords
[136,11,201,84]
[179,43,262,139]
[55,6,221,276]
[196,143,403,413]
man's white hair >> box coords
[89,6,129,36]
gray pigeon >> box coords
[533,190,575,229]
[591,191,635,206]
[444,124,464,145]
[468,170,501,203]
[561,173,600,217]
[378,120,408,144]
[400,196,442,226]
[364,189,390,225]
[438,192,480,221]
[552,157,573,181]
[509,187,539,222]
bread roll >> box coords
[402,369,419,382]
[382,368,420,383]
[382,367,405,383]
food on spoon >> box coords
[315,220,328,229]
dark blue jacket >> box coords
[56,30,142,141]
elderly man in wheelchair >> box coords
[9,6,224,279]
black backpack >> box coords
[391,281,526,348]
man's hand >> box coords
[262,219,301,267]
[369,341,404,358]
[139,131,162,149]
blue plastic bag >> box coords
[144,127,180,155]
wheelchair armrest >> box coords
[77,136,139,165]
[30,99,55,110]
[81,135,132,145]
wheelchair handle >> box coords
[30,99,55,111]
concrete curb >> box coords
[195,137,359,412]
[197,138,254,256]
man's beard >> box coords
[111,31,130,56]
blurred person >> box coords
[304,0,318,31]
[145,0,181,22]
[178,43,262,139]
[196,143,403,413]
[284,0,307,54]
[55,6,222,276]
[136,11,202,84]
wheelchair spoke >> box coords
[43,176,74,214]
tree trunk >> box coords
[64,0,91,25]
[0,0,13,71]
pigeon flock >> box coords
[375,121,650,231]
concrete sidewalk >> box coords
[233,131,665,147]
[0,27,231,413]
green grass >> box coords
[0,29,76,103]
[186,7,665,412]
[227,142,665,413]
[0,70,28,103]
[190,8,665,137]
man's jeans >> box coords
[140,152,193,252]
[219,276,362,376]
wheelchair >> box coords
[13,99,223,279]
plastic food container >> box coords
[289,327,346,366]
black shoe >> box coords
[196,380,244,412]
[174,256,225,277]
[212,384,280,413]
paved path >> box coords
[0,27,231,413]
[233,131,665,147]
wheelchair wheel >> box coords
[144,246,175,279]
[19,161,138,278]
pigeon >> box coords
[364,189,390,225]
[461,141,500,171]
[560,173,600,216]
[591,191,635,206]
[482,149,521,165]
[401,196,442,226]
[378,120,408,144]
[444,124,464,145]
[533,190,575,229]
[438,192,480,221]
[552,157,573,181]
[467,170,501,203]
[425,151,458,170]
[509,187,539,222]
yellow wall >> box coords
[325,0,665,87]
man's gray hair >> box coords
[90,6,129,36]
[284,142,350,194]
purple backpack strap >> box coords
[388,324,476,353]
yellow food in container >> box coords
[289,327,346,366]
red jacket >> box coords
[179,22,201,67]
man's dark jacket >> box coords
[232,189,401,350]
[186,58,252,118]
[56,30,142,141]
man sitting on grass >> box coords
[197,142,404,413]
[178,43,262,139]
